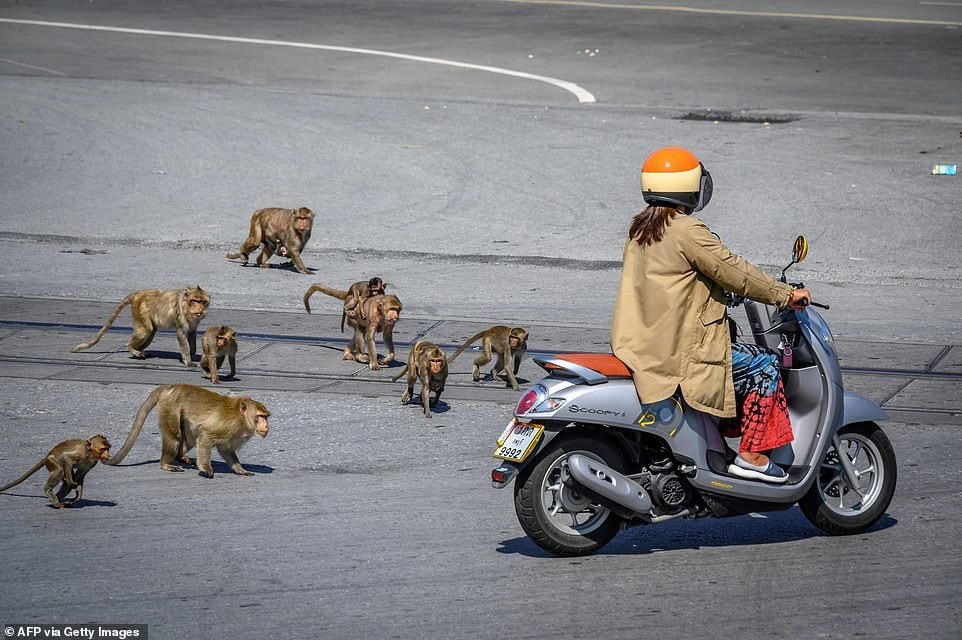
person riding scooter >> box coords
[610,147,811,483]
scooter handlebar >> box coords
[796,297,830,310]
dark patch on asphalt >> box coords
[0,231,623,271]
[678,110,799,124]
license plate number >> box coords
[493,420,544,463]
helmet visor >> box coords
[692,165,713,212]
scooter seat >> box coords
[546,353,633,378]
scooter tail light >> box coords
[515,385,547,415]
[491,465,517,488]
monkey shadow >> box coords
[210,461,275,475]
[481,373,530,388]
[56,498,118,509]
[108,459,274,475]
[243,261,316,273]
[137,351,195,363]
[400,398,451,415]
[0,493,117,508]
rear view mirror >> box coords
[781,235,809,282]
[792,235,808,264]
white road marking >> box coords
[919,1,962,6]
[501,0,962,27]
[0,17,596,103]
[0,56,66,76]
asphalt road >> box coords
[0,1,960,638]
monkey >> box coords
[447,326,529,391]
[226,206,314,274]
[1,435,111,508]
[338,294,401,370]
[391,340,448,418]
[341,277,387,332]
[200,325,237,384]
[70,286,210,366]
[303,277,387,332]
[302,283,402,369]
[108,384,269,478]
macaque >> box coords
[227,206,314,274]
[108,384,269,478]
[448,325,529,391]
[200,325,237,384]
[0,435,111,508]
[342,277,387,332]
[71,286,210,366]
[391,340,448,418]
[302,277,387,332]
[302,282,402,369]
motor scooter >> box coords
[491,236,896,556]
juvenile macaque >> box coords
[227,206,314,274]
[0,435,111,508]
[392,340,448,418]
[108,384,269,478]
[200,325,237,384]
[71,286,210,366]
[303,283,402,370]
[448,325,529,391]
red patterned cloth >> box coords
[719,343,794,453]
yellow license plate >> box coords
[493,420,544,463]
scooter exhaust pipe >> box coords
[565,454,652,515]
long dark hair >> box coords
[628,205,684,246]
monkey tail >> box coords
[446,331,487,365]
[107,385,166,465]
[390,362,410,382]
[71,296,132,352]
[0,459,46,493]
[303,284,349,314]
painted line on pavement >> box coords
[501,0,962,27]
[0,17,596,103]
[0,56,67,75]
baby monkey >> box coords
[0,435,111,508]
[200,325,237,384]
[392,340,448,418]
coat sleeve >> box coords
[679,219,794,307]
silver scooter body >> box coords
[500,302,886,512]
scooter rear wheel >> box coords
[514,436,625,556]
[799,421,897,535]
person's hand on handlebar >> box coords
[788,288,812,310]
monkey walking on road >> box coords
[303,283,402,370]
[448,326,529,391]
[70,286,210,366]
[200,325,237,384]
[392,340,449,418]
[302,277,387,332]
[108,384,269,479]
[0,435,112,508]
[227,207,314,274]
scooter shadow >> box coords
[497,511,897,557]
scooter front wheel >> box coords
[514,436,625,556]
[799,421,897,535]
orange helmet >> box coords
[640,146,713,212]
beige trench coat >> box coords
[610,214,794,418]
